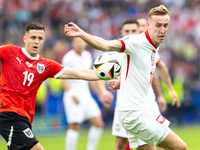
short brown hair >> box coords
[25,22,45,33]
[122,19,139,28]
[148,5,170,19]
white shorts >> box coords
[118,108,170,148]
[112,107,147,147]
[112,95,161,147]
[63,92,101,124]
[112,107,127,138]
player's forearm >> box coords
[152,73,163,97]
[80,32,121,52]
[157,61,173,90]
[58,68,99,81]
[61,80,70,91]
[89,80,106,96]
[80,69,100,81]
[96,80,107,95]
[89,81,99,94]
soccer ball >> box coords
[93,52,121,80]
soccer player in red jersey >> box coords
[0,22,101,150]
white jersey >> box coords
[115,31,170,147]
[115,51,161,109]
[112,49,161,140]
[62,49,93,102]
[148,52,161,103]
[62,49,101,123]
[118,31,159,111]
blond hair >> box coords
[148,5,170,19]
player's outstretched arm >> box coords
[62,79,79,104]
[157,60,181,107]
[64,22,122,52]
[58,68,99,81]
[89,80,114,108]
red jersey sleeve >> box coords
[0,45,12,61]
[47,59,65,78]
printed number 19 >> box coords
[23,71,34,86]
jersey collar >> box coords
[22,48,40,60]
[73,49,82,56]
[145,30,158,49]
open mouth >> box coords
[33,46,38,49]
[158,36,165,39]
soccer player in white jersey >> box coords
[62,37,113,150]
[111,19,141,150]
[64,5,187,150]
[110,18,168,150]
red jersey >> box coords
[0,44,65,123]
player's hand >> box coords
[99,90,114,109]
[157,96,167,113]
[68,89,79,104]
[72,95,79,105]
[64,22,83,37]
[107,79,120,90]
[169,89,181,107]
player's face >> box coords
[72,37,87,54]
[23,29,45,57]
[147,14,170,47]
[136,18,147,33]
[121,23,140,37]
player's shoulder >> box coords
[37,56,61,69]
[37,55,52,64]
[122,32,145,43]
[82,49,92,56]
[0,44,21,50]
[62,49,74,58]
[0,44,22,56]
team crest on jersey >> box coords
[37,63,45,74]
[23,128,34,138]
[115,124,120,131]
[26,62,33,68]
[156,115,165,124]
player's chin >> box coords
[31,50,39,56]
[157,39,164,43]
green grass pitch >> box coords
[0,125,200,150]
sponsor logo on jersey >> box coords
[23,128,34,138]
[16,57,22,64]
[124,36,129,40]
[37,63,45,74]
[26,62,33,68]
[156,115,165,124]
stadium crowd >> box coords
[0,0,200,124]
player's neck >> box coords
[74,49,83,56]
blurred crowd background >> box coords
[0,0,200,130]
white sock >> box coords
[65,129,79,150]
[86,126,103,150]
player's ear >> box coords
[23,36,26,43]
[146,21,150,29]
[120,30,123,37]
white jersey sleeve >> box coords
[120,34,142,55]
